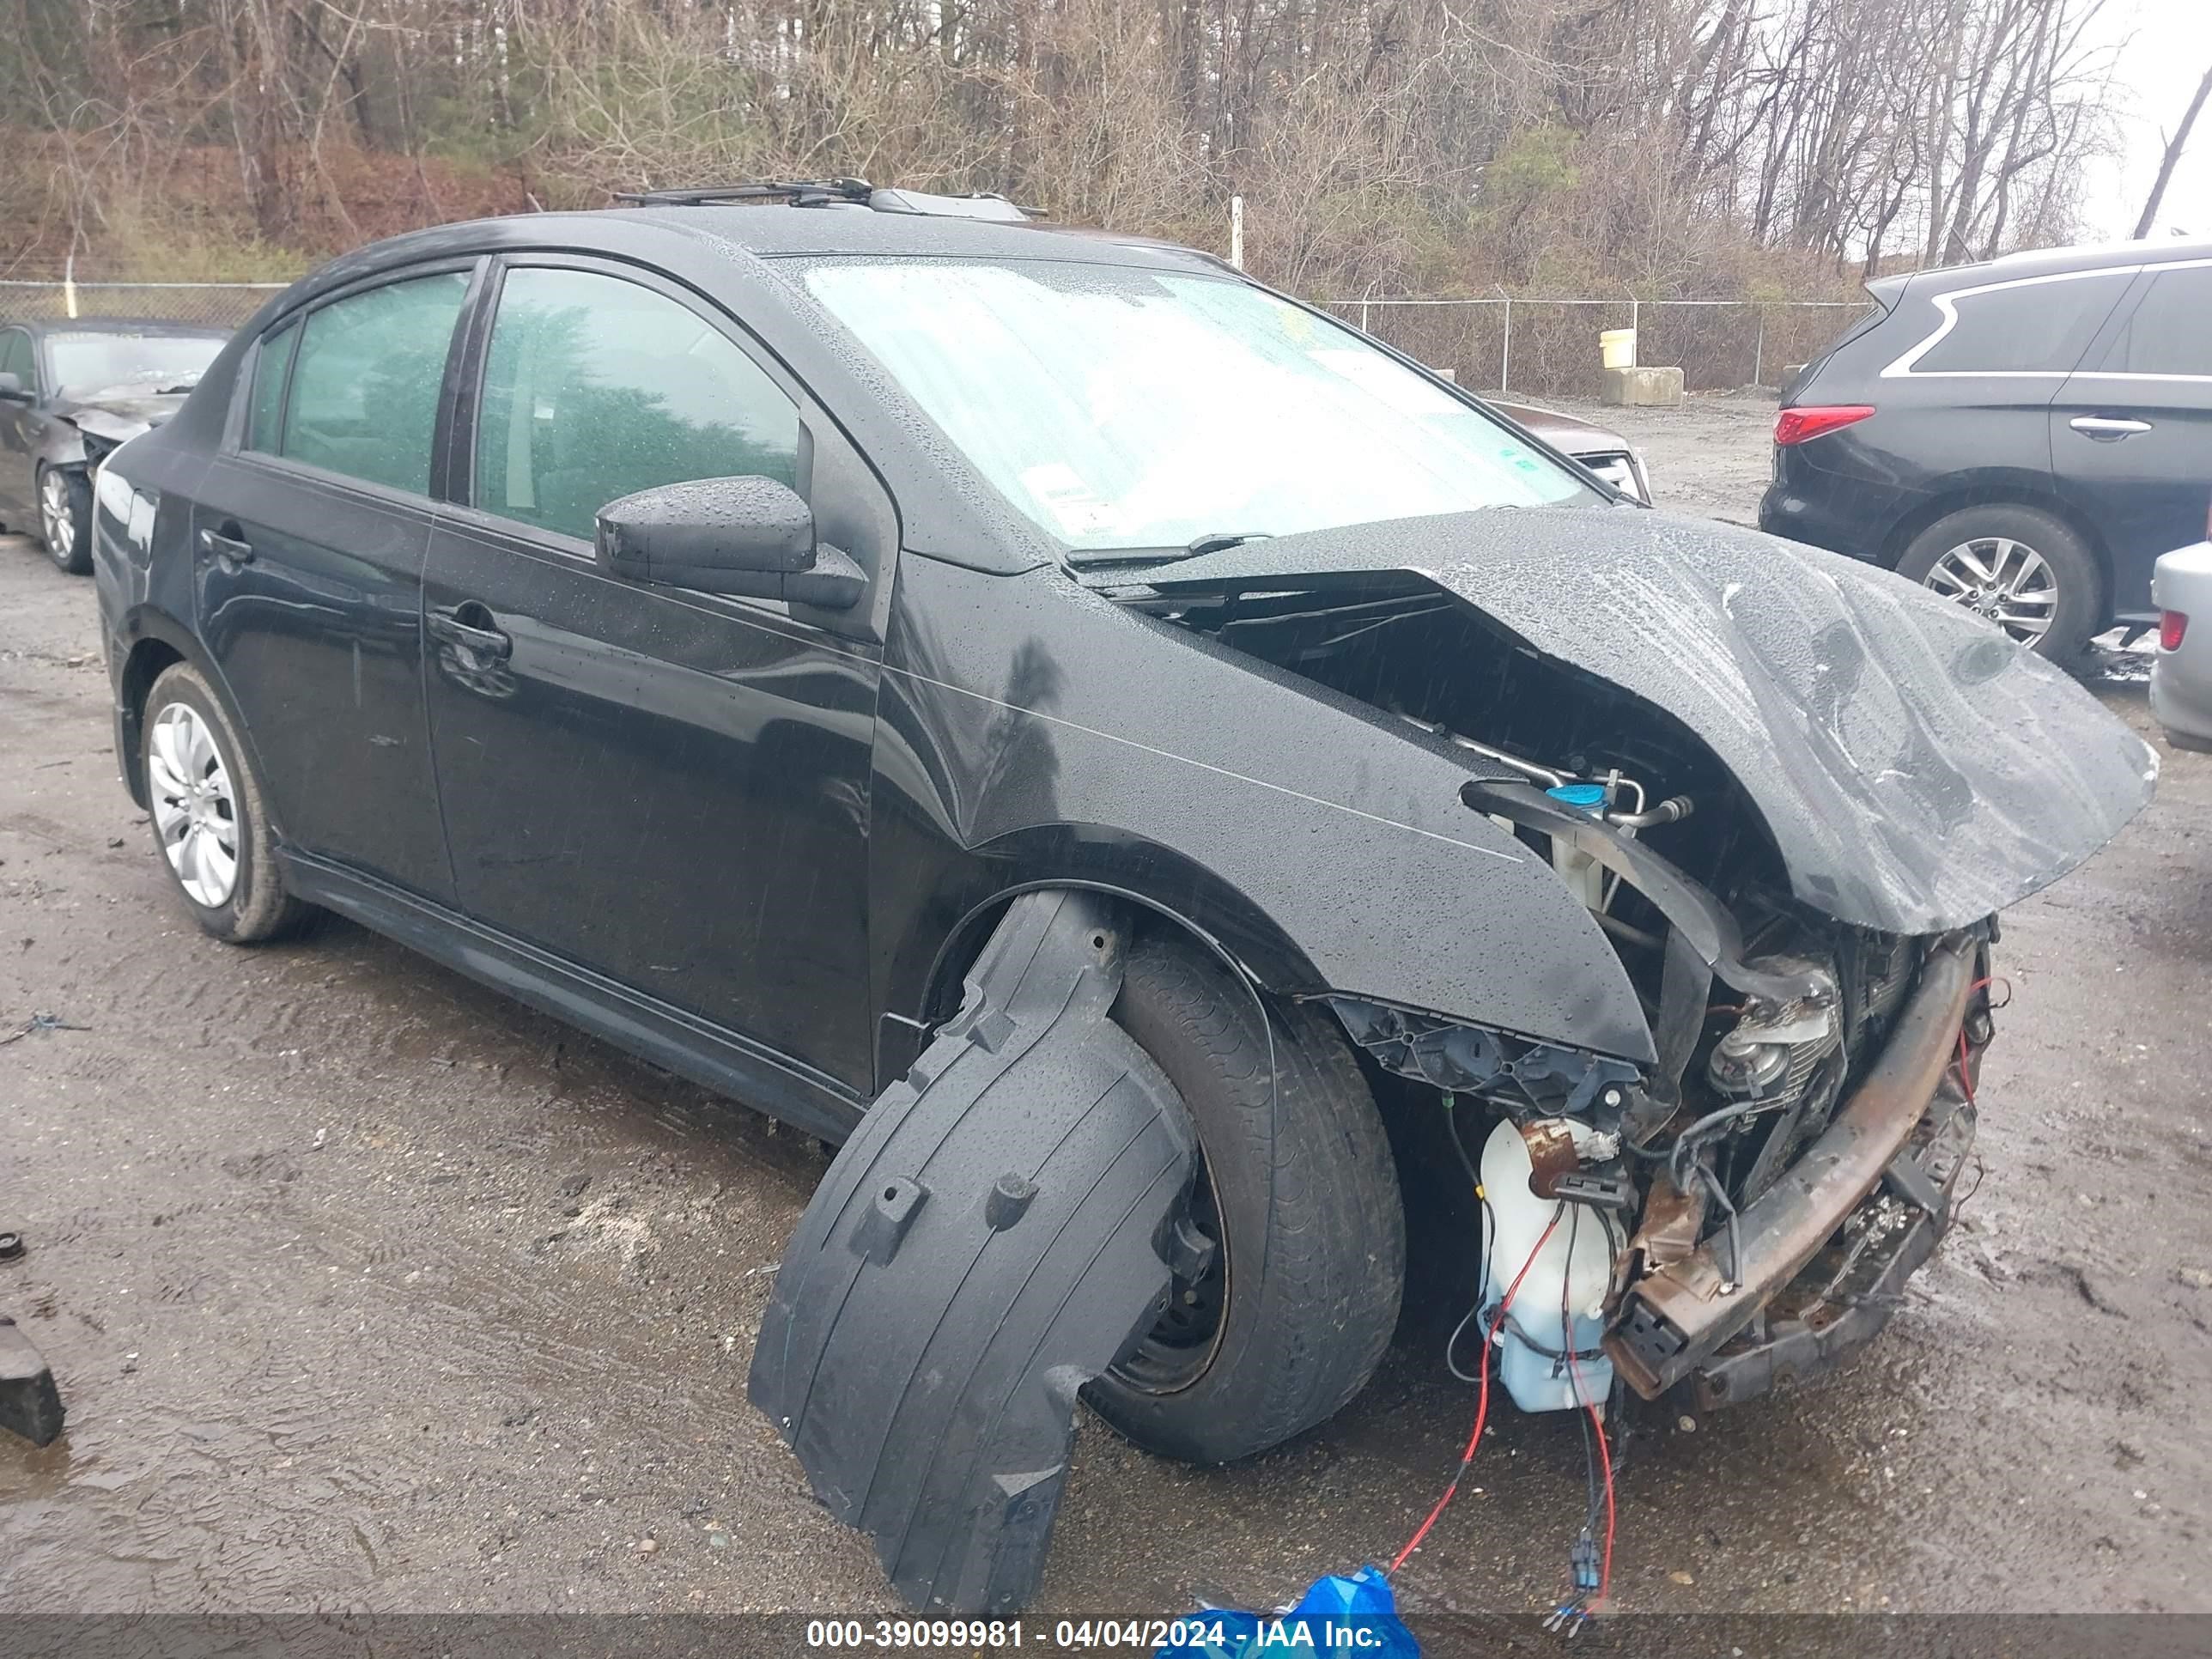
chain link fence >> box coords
[1321,297,1869,399]
[0,278,1866,400]
[0,278,287,329]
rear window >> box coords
[2092,264,2212,378]
[1911,271,2132,374]
[279,272,468,495]
[1789,301,1886,394]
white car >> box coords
[2151,511,2212,752]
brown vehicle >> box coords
[1490,398,1652,501]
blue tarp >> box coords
[1153,1566,1420,1657]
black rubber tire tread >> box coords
[141,660,318,944]
[1084,931,1404,1465]
[39,465,92,575]
[1895,502,2102,665]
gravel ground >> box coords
[3,416,2209,1649]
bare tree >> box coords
[0,0,2137,293]
[2133,61,2212,237]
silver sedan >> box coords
[2152,534,2212,753]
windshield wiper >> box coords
[1067,531,1273,569]
[1183,531,1271,556]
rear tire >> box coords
[140,661,316,943]
[37,465,91,575]
[1083,932,1405,1465]
[1895,503,2101,664]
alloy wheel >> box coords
[39,469,75,556]
[148,702,240,908]
[1921,536,2057,647]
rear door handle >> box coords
[2069,415,2154,441]
[428,602,513,660]
[198,525,254,565]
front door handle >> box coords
[198,525,254,566]
[428,602,513,660]
[2069,415,2154,441]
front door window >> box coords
[473,267,800,543]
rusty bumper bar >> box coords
[1606,933,1977,1399]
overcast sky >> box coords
[2079,0,2212,239]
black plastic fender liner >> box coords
[748,890,1196,1613]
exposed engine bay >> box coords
[1135,573,1994,1412]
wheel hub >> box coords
[147,703,240,908]
[40,471,71,551]
[1921,536,2057,647]
[1110,1158,1229,1393]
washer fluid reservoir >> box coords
[1480,1117,1620,1413]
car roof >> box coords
[617,203,1231,270]
[1910,235,2212,289]
[310,203,1234,289]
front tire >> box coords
[140,661,314,943]
[37,465,91,575]
[1083,932,1405,1464]
[1895,503,2101,663]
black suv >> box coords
[1759,239,2212,660]
[88,186,2149,1612]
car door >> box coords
[186,264,475,905]
[420,257,883,1094]
[0,326,41,514]
[2050,258,2212,620]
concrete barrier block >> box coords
[1601,366,1684,407]
[0,1317,64,1446]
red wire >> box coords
[1583,1400,1616,1607]
[1388,1206,1565,1574]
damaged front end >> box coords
[1328,764,1990,1409]
[1331,915,1988,1412]
[753,509,2150,1610]
[1105,513,2149,1413]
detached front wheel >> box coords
[1084,933,1405,1465]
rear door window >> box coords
[471,266,800,543]
[1911,271,2133,374]
[245,321,299,453]
[2091,265,2212,378]
[281,271,470,495]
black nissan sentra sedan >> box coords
[0,318,229,572]
[89,184,2154,1613]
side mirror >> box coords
[0,372,27,401]
[594,477,864,610]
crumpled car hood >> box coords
[58,384,188,444]
[1122,507,2157,935]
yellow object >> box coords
[1600,327,1637,369]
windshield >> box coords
[47,332,223,398]
[801,259,1595,554]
